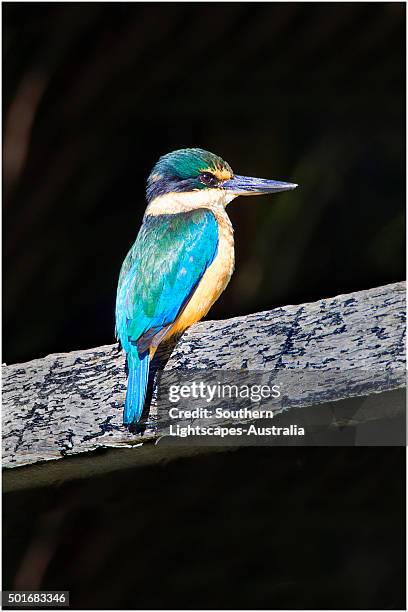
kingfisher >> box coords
[115,148,297,426]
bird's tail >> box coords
[124,348,150,426]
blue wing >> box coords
[115,209,219,355]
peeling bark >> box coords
[2,282,406,489]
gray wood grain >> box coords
[3,282,406,487]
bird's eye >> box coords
[199,172,219,187]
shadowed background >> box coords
[3,2,405,364]
[3,2,406,610]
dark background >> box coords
[3,2,406,610]
[4,2,405,365]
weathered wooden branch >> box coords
[3,282,406,491]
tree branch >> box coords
[3,282,406,491]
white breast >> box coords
[145,188,237,338]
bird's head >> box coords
[146,148,297,214]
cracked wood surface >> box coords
[2,282,406,489]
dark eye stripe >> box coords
[199,172,219,187]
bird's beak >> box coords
[222,174,298,196]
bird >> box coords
[115,148,297,427]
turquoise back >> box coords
[115,209,219,354]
